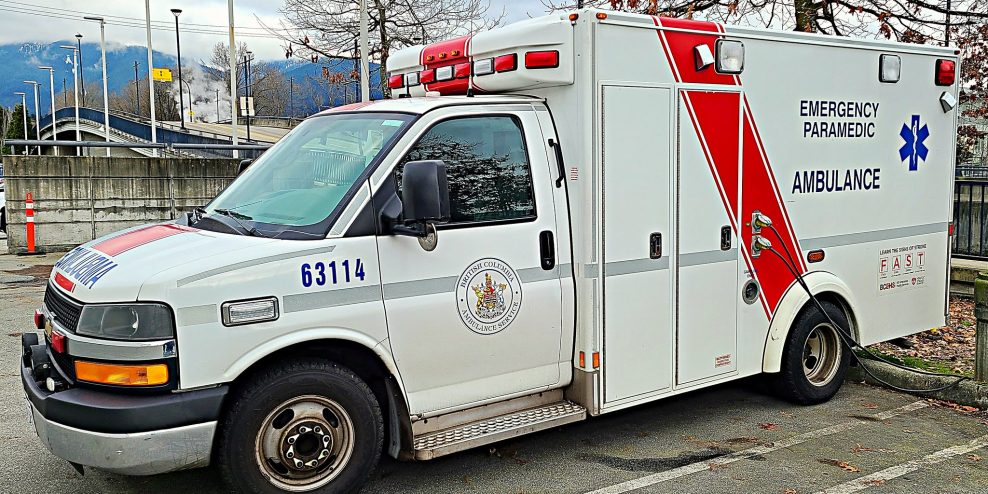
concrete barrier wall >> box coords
[2,156,239,253]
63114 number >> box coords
[301,259,366,287]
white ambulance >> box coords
[22,9,959,494]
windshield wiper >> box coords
[212,208,268,238]
[214,208,253,221]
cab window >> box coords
[398,116,536,224]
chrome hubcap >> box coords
[802,323,841,387]
[255,395,354,492]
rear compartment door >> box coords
[676,90,741,385]
[601,85,675,404]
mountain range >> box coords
[0,42,382,117]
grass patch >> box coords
[856,350,974,378]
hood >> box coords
[49,223,277,303]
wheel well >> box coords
[222,339,405,456]
[805,291,859,342]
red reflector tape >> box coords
[420,69,435,84]
[34,309,44,330]
[936,59,955,86]
[525,50,559,69]
[454,62,471,79]
[494,54,517,72]
[388,74,404,89]
[54,272,75,293]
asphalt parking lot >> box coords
[1,236,987,493]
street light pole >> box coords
[85,16,111,157]
[144,0,158,157]
[215,88,219,123]
[60,45,82,156]
[171,9,186,130]
[75,33,85,106]
[133,61,141,117]
[243,52,252,142]
[38,66,58,156]
[13,92,27,155]
[359,0,369,102]
[24,81,41,155]
[227,0,239,158]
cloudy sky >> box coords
[0,0,551,62]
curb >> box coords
[847,358,988,409]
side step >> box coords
[412,400,586,460]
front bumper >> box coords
[22,339,228,475]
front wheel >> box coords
[217,359,383,494]
[770,300,851,405]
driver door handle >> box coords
[539,231,555,270]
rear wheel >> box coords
[217,359,383,494]
[770,300,851,405]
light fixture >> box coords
[715,39,744,74]
[879,54,900,83]
[222,297,279,326]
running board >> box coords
[412,400,586,460]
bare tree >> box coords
[262,0,505,98]
[543,0,987,40]
[205,42,291,117]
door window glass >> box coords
[398,116,535,224]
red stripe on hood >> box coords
[92,224,194,257]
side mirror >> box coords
[393,160,450,238]
[237,159,253,176]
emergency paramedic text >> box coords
[800,100,879,138]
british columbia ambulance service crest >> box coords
[455,258,522,335]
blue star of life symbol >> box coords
[899,115,929,171]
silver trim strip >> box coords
[176,304,218,327]
[176,245,337,287]
[799,222,947,251]
[558,263,573,278]
[604,257,670,276]
[283,285,382,313]
[679,248,737,268]
[383,276,458,300]
[518,266,559,283]
[63,328,175,361]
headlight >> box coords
[76,304,175,341]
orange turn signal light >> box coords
[596,12,607,20]
[579,351,586,368]
[807,250,825,263]
[75,361,169,386]
[569,13,579,21]
[592,352,600,369]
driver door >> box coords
[377,110,564,416]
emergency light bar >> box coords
[936,59,955,86]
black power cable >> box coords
[760,224,969,394]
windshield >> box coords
[205,112,413,233]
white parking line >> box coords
[813,434,988,494]
[584,400,929,494]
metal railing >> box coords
[953,179,988,260]
[4,139,270,160]
[956,166,988,179]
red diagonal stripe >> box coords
[92,224,193,257]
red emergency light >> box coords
[388,74,405,89]
[51,331,66,353]
[454,62,471,79]
[420,69,436,84]
[34,309,44,329]
[494,54,517,72]
[936,59,955,86]
[525,50,559,69]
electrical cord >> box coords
[761,225,970,394]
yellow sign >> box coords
[152,68,172,82]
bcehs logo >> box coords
[899,115,929,171]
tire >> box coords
[217,359,384,494]
[770,300,851,405]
